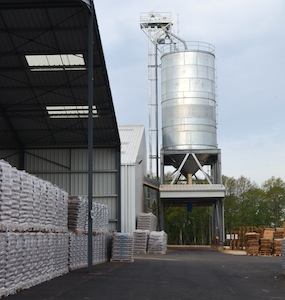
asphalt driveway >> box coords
[7,247,285,300]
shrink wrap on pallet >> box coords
[68,196,88,232]
[133,230,149,254]
[0,160,13,229]
[137,213,157,231]
[111,233,134,262]
[148,231,167,254]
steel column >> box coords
[87,0,94,273]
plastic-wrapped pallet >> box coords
[46,182,56,231]
[89,202,109,232]
[19,171,34,231]
[137,213,157,231]
[56,189,68,232]
[111,233,134,262]
[0,160,13,230]
[69,232,88,270]
[148,231,167,254]
[68,196,88,232]
[133,230,149,254]
[0,232,7,298]
[32,176,41,231]
[11,167,20,230]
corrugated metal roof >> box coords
[119,125,145,165]
[0,0,120,148]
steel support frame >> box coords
[160,148,225,245]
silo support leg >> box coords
[158,198,165,231]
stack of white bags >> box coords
[68,196,88,232]
[67,196,110,270]
[134,213,167,255]
[0,160,68,233]
[136,212,157,232]
[133,230,149,254]
[111,233,134,262]
[148,231,168,254]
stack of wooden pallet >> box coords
[259,238,271,255]
[273,228,284,239]
[273,239,282,256]
[273,228,283,256]
[245,232,260,255]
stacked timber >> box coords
[137,213,157,231]
[133,229,149,254]
[111,233,134,262]
[245,232,260,255]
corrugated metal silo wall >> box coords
[161,50,217,150]
[0,147,119,231]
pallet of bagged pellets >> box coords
[67,196,87,232]
[137,213,157,231]
[148,231,167,254]
[111,233,134,262]
[133,230,149,254]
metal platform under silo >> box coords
[160,184,225,206]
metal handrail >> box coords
[160,41,215,55]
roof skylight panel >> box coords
[25,54,86,71]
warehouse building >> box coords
[119,125,147,234]
[0,0,122,231]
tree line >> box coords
[165,176,285,245]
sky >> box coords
[95,0,285,186]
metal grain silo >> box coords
[161,44,217,151]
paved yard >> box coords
[7,248,285,300]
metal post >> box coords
[87,0,94,273]
[155,44,159,181]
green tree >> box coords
[262,177,285,227]
[165,206,210,245]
